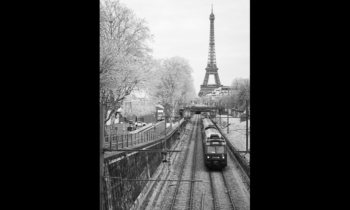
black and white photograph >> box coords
[100,0,250,209]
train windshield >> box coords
[207,146,225,153]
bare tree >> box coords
[100,0,153,60]
[149,57,196,120]
[101,56,156,123]
[122,90,155,119]
[230,77,250,110]
[100,0,154,123]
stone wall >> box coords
[102,121,186,210]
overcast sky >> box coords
[121,0,250,95]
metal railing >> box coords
[104,129,158,149]
[103,120,184,150]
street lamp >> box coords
[122,102,126,135]
[164,115,167,146]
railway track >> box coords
[209,170,237,210]
[137,121,189,210]
[140,115,249,210]
[140,126,189,210]
[189,116,199,210]
[166,115,240,210]
[194,117,236,210]
[169,115,199,210]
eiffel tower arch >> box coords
[198,5,222,97]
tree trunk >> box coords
[104,106,120,124]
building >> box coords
[208,86,236,100]
[155,104,164,121]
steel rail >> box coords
[200,192,205,210]
[209,172,218,210]
[169,115,197,210]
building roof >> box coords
[155,104,164,109]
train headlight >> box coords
[207,156,210,159]
[222,155,225,159]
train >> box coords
[183,109,193,120]
[201,118,227,168]
[209,110,217,119]
[201,111,210,119]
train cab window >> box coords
[207,146,225,153]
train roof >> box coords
[204,128,222,139]
[203,118,212,123]
[206,139,225,143]
[204,125,216,130]
[203,119,216,129]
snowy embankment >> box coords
[214,115,250,163]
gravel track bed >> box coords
[189,119,199,210]
[210,171,234,210]
[171,140,194,209]
[220,150,250,210]
[158,118,197,210]
[168,116,198,210]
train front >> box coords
[204,139,227,168]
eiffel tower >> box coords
[198,5,222,97]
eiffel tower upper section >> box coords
[198,5,222,97]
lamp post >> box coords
[164,115,166,149]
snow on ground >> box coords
[166,118,183,129]
[214,115,250,162]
